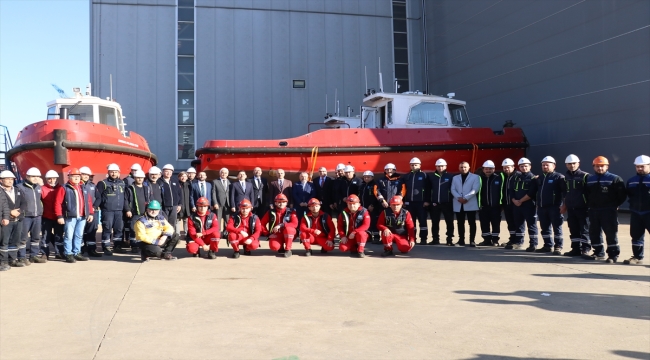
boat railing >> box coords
[0,125,21,180]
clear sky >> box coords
[0,0,89,145]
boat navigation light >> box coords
[447,92,455,99]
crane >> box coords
[51,84,69,98]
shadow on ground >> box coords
[611,350,650,359]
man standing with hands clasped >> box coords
[451,162,481,247]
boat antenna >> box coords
[109,74,113,101]
[378,57,384,93]
[394,78,399,93]
[364,66,368,95]
[334,88,338,116]
[325,94,328,114]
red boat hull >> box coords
[9,120,157,179]
[196,127,527,180]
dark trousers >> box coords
[1,221,21,263]
[479,206,501,244]
[503,204,516,243]
[41,218,64,256]
[429,202,454,243]
[101,210,124,248]
[20,216,42,258]
[589,207,619,258]
[405,201,428,242]
[630,211,650,260]
[566,207,590,251]
[216,206,230,237]
[537,206,564,249]
[456,210,477,242]
[125,215,143,247]
[513,204,538,246]
[162,207,178,230]
[139,233,179,260]
[83,210,103,251]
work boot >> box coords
[552,248,562,256]
[30,255,47,263]
[113,246,127,254]
[232,251,240,259]
[87,249,103,258]
[455,240,466,246]
[65,255,76,263]
[525,245,536,252]
[278,246,286,254]
[535,246,552,253]
[0,263,10,271]
[381,249,394,257]
[582,253,606,261]
[320,249,328,254]
[477,241,492,247]
[9,260,25,267]
[358,251,365,258]
[419,240,427,245]
[504,243,514,250]
[447,241,456,247]
[305,249,312,257]
[74,254,89,261]
[207,251,217,260]
[244,250,252,256]
[20,258,31,266]
[103,248,114,256]
[283,250,292,258]
[131,247,140,254]
[563,248,582,257]
[54,254,64,260]
[162,253,177,261]
[430,240,441,245]
[469,241,477,248]
[605,257,618,264]
[512,244,525,250]
[192,253,199,258]
[623,257,643,265]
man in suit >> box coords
[251,167,268,218]
[230,170,254,213]
[312,167,333,214]
[190,171,213,212]
[211,167,231,236]
[268,169,293,209]
[292,172,316,221]
[450,162,481,247]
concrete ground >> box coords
[1,214,649,360]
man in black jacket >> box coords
[403,157,430,244]
[478,160,504,247]
[18,168,46,264]
[624,155,650,265]
[96,164,126,255]
[429,159,454,245]
[535,156,566,255]
[159,164,183,230]
[125,169,150,253]
[1,170,26,268]
[313,167,333,215]
[561,154,591,257]
[0,183,10,271]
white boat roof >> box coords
[362,91,466,106]
[46,91,124,110]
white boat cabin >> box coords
[323,91,470,130]
[46,86,128,136]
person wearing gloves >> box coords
[134,200,179,262]
[478,161,504,247]
[507,158,539,251]
[429,158,455,246]
[451,162,481,247]
[18,167,46,264]
[299,198,336,256]
[54,168,94,263]
[226,199,262,258]
[186,197,221,259]
[261,194,298,257]
[1,170,26,268]
[124,169,150,253]
[337,194,371,257]
[624,155,650,265]
[535,156,566,255]
[377,195,415,257]
[40,170,64,259]
[501,158,519,247]
[561,154,591,257]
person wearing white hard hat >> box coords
[534,156,566,255]
[403,157,431,244]
[624,155,650,264]
[329,164,347,216]
[186,167,197,181]
[145,166,163,204]
[125,169,150,253]
[78,166,102,257]
[506,158,539,251]
[477,160,504,247]
[359,170,381,242]
[312,167,333,217]
[0,179,10,271]
[429,158,455,245]
[40,170,65,259]
[16,168,46,264]
[159,164,183,231]
[376,162,406,213]
[96,163,126,255]
[1,170,26,269]
[124,163,142,186]
[291,172,315,224]
[501,158,519,247]
[54,168,94,263]
[561,154,591,257]
[337,165,362,214]
[450,162,481,246]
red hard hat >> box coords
[239,199,252,208]
[307,198,321,207]
[345,194,360,203]
[593,156,609,165]
[186,242,199,254]
[389,196,403,205]
[67,168,81,176]
[275,194,288,203]
[196,197,210,206]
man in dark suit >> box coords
[312,166,333,214]
[190,171,214,211]
[251,167,268,218]
[230,170,254,213]
[268,169,293,209]
[292,172,316,220]
[211,167,231,236]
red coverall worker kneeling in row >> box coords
[226,199,262,259]
[186,197,221,259]
[338,194,371,258]
[377,195,416,257]
[261,194,298,258]
[299,198,336,256]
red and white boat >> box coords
[195,90,528,179]
[8,85,157,178]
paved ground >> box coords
[1,214,649,360]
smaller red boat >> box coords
[8,85,157,178]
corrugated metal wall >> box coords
[424,0,650,171]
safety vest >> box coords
[267,209,293,231]
[341,208,367,236]
[303,212,331,236]
[137,214,168,229]
[383,208,407,235]
[191,211,214,232]
[233,213,258,234]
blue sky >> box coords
[0,0,89,144]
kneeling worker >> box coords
[377,196,415,256]
[261,194,298,257]
[187,197,220,259]
[338,194,371,257]
[226,199,262,258]
[134,200,179,261]
[299,198,336,256]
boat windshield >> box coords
[99,106,118,128]
[47,106,57,120]
[407,102,448,126]
[449,104,470,127]
[61,105,94,121]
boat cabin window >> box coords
[61,105,94,121]
[99,106,118,128]
[407,102,447,126]
[449,104,470,127]
[47,106,57,120]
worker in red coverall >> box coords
[299,198,336,256]
[337,194,371,257]
[226,199,262,259]
[261,194,298,258]
[377,195,416,257]
[186,197,220,259]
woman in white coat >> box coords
[451,162,481,247]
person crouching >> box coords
[226,199,262,259]
[338,194,371,258]
[134,200,179,261]
[299,198,336,256]
[377,196,416,257]
[261,194,298,257]
[186,197,220,259]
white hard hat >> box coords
[336,163,345,171]
[162,164,174,171]
[26,167,41,176]
[148,166,161,174]
[409,157,421,164]
[384,163,396,170]
[45,170,59,178]
[131,163,142,171]
[502,158,515,166]
[344,165,354,172]
[79,166,92,175]
[0,170,16,179]
[186,167,196,173]
[107,163,120,171]
[362,170,374,177]
[482,160,495,168]
[565,154,580,164]
[518,158,531,165]
[134,170,146,178]
[634,155,650,165]
[435,159,447,166]
[541,156,556,164]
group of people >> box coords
[0,153,648,270]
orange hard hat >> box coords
[275,194,288,203]
[307,198,321,207]
[345,194,360,203]
[239,199,252,208]
[389,196,403,205]
[195,197,210,206]
[67,168,81,176]
[593,156,609,165]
